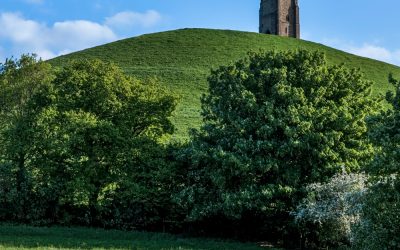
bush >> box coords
[292,171,367,248]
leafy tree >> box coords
[0,55,54,221]
[368,74,400,176]
[0,56,179,228]
[352,75,400,249]
[178,50,380,237]
[38,59,178,225]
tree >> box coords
[0,55,54,221]
[178,50,380,238]
[367,74,400,176]
[352,75,400,249]
[0,56,179,228]
[38,59,178,225]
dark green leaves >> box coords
[181,50,380,222]
[0,56,178,227]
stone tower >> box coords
[259,0,300,38]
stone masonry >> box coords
[259,0,300,38]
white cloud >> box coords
[0,12,44,44]
[0,12,117,60]
[105,10,162,29]
[319,37,400,66]
[347,44,392,63]
[51,20,116,50]
[0,10,163,60]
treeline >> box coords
[0,51,399,249]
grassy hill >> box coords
[51,28,400,141]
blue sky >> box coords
[0,0,399,65]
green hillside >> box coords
[50,28,400,140]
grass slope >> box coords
[0,225,268,250]
[51,28,400,140]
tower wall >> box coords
[259,0,300,38]
[259,0,278,35]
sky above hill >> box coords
[0,0,399,65]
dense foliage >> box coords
[1,50,399,248]
[176,50,380,242]
[292,75,400,249]
[351,75,400,249]
[352,179,400,249]
[0,55,179,229]
[0,55,55,222]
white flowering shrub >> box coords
[292,172,368,248]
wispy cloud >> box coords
[394,50,400,63]
[347,44,392,63]
[0,10,163,60]
[105,10,162,29]
[320,38,400,66]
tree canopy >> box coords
[0,55,178,227]
[352,75,400,249]
[179,50,380,224]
